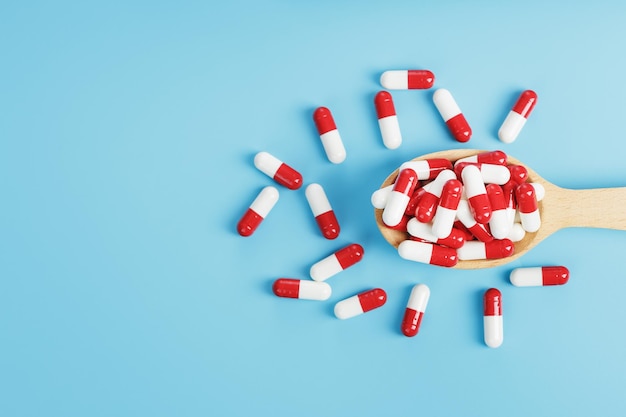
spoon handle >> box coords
[558,187,626,230]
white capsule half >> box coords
[484,315,504,348]
[320,130,346,164]
[371,185,393,209]
[310,253,343,282]
[498,111,527,144]
[379,115,402,150]
[250,186,280,217]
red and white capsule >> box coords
[433,88,471,142]
[382,168,418,227]
[486,184,511,239]
[375,91,402,149]
[313,107,346,164]
[334,288,387,319]
[484,288,503,348]
[510,266,570,287]
[380,70,435,90]
[305,183,340,239]
[254,151,303,190]
[401,284,430,337]
[454,150,507,167]
[431,179,463,239]
[499,90,537,144]
[458,239,515,260]
[461,164,492,224]
[407,218,466,249]
[456,200,493,242]
[415,169,456,223]
[400,158,453,180]
[454,162,511,185]
[272,279,332,301]
[398,240,458,267]
[515,183,541,232]
[237,186,279,237]
[310,243,364,282]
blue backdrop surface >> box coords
[2,1,626,416]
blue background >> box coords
[2,1,625,416]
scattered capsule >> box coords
[432,179,463,239]
[455,162,511,185]
[458,239,515,260]
[456,200,493,242]
[334,288,387,319]
[380,70,435,90]
[461,164,492,224]
[371,184,393,209]
[237,186,279,237]
[375,91,402,149]
[484,288,503,348]
[433,88,472,142]
[454,150,507,167]
[486,184,512,239]
[313,107,346,164]
[399,158,453,180]
[398,240,458,267]
[510,266,570,287]
[499,90,537,144]
[272,279,332,301]
[401,284,430,337]
[415,169,456,223]
[254,151,303,190]
[383,168,418,227]
[305,183,340,239]
[407,218,466,249]
[515,183,541,232]
[310,243,364,282]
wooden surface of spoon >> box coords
[375,149,626,269]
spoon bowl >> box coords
[375,149,626,269]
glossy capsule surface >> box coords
[398,240,458,267]
[499,90,537,144]
[400,158,453,180]
[431,179,463,239]
[458,239,515,260]
[433,88,471,142]
[415,169,456,223]
[401,284,430,337]
[454,162,511,185]
[272,279,332,301]
[383,168,418,227]
[486,184,512,240]
[484,288,503,348]
[313,107,346,164]
[456,200,493,242]
[237,186,279,237]
[461,164,492,224]
[254,151,303,190]
[375,91,402,149]
[380,70,435,89]
[334,288,387,319]
[455,150,507,167]
[407,218,466,249]
[310,243,364,282]
[510,266,570,287]
[305,183,340,239]
[515,183,541,232]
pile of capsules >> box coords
[237,69,570,348]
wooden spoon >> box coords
[375,149,626,269]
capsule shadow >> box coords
[474,287,487,346]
